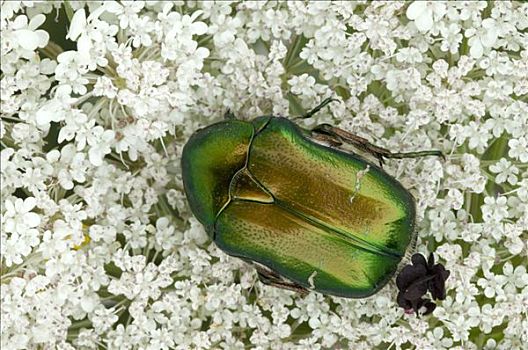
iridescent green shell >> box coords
[181,117,415,298]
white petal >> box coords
[470,40,483,59]
[432,3,447,19]
[4,219,15,233]
[58,128,74,144]
[81,296,96,313]
[465,28,476,38]
[195,47,209,59]
[102,130,116,142]
[482,18,495,29]
[67,9,86,41]
[77,34,92,57]
[34,30,50,48]
[87,5,107,22]
[59,172,74,190]
[481,30,498,48]
[104,1,123,14]
[129,149,138,161]
[35,107,53,126]
[4,200,15,215]
[23,197,37,211]
[61,144,76,159]
[24,212,41,228]
[503,262,513,275]
[414,10,433,32]
[57,50,76,63]
[14,30,42,51]
[14,198,24,212]
[191,21,208,35]
[190,10,204,22]
[234,38,249,54]
[46,150,61,163]
[28,14,46,30]
[56,84,73,97]
[406,1,426,20]
[12,15,28,30]
[88,148,104,166]
[156,217,169,229]
[161,3,173,16]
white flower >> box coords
[2,2,528,348]
[465,19,499,58]
[478,304,502,333]
[9,14,49,53]
[65,5,117,70]
[439,23,463,54]
[86,126,115,166]
[46,145,88,190]
[67,9,88,42]
[1,197,41,266]
[54,53,91,95]
[90,306,118,334]
[108,251,173,301]
[482,196,510,224]
[477,271,507,299]
[508,136,528,162]
[209,14,241,47]
[503,222,525,255]
[288,74,317,97]
[130,16,155,48]
[502,262,528,291]
[489,158,519,185]
[123,220,148,249]
[88,224,117,244]
[463,121,492,154]
[35,99,70,129]
[3,197,41,236]
[395,47,423,64]
[93,76,118,98]
[153,217,180,252]
[110,1,145,30]
[406,1,447,32]
[160,10,208,62]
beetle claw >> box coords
[377,155,385,168]
[254,263,310,296]
[224,109,236,120]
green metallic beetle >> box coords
[181,99,442,298]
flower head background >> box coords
[1,1,527,349]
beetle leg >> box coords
[301,97,338,119]
[254,264,309,296]
[224,109,236,120]
[312,124,445,166]
[311,133,343,148]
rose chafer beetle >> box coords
[182,99,443,298]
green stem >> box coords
[39,40,64,60]
[470,133,509,222]
[69,318,93,330]
[283,35,305,71]
[63,1,74,22]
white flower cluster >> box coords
[1,1,527,349]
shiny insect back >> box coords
[182,99,448,307]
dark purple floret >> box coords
[395,252,450,316]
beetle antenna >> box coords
[301,97,338,119]
[383,150,445,161]
[311,124,445,164]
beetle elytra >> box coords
[181,99,443,298]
